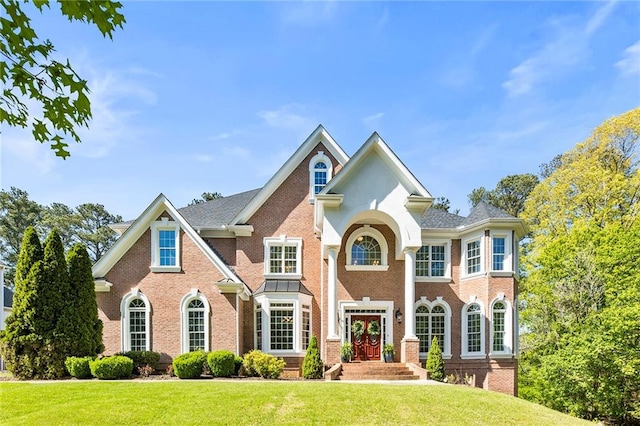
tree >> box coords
[468,174,539,217]
[189,192,223,205]
[74,203,122,262]
[519,108,640,423]
[42,202,78,249]
[0,187,43,283]
[425,337,445,382]
[65,243,104,356]
[431,197,460,215]
[302,335,323,379]
[1,0,125,158]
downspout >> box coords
[320,242,325,361]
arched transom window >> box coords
[313,161,328,195]
[416,304,447,355]
[351,235,381,266]
[345,226,389,271]
[180,290,211,353]
[308,151,333,202]
[129,298,147,352]
[187,299,206,352]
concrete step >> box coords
[340,374,419,381]
[339,362,420,381]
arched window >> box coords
[308,151,333,202]
[120,288,151,352]
[345,226,389,271]
[180,290,211,353]
[415,301,450,357]
[461,300,485,358]
[490,296,513,357]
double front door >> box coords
[351,315,381,361]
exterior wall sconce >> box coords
[395,308,403,324]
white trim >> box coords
[120,288,151,352]
[263,236,303,279]
[415,240,451,281]
[339,299,395,362]
[231,125,349,225]
[489,294,513,358]
[150,218,181,273]
[414,296,452,359]
[461,232,485,279]
[254,292,313,355]
[461,296,486,359]
[180,289,211,353]
[345,225,389,270]
[489,231,513,273]
[309,151,333,203]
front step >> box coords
[339,362,419,381]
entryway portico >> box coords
[314,133,434,365]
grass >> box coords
[0,380,588,425]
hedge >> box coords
[116,350,161,370]
[90,356,133,380]
[65,356,94,379]
[207,350,235,378]
[243,350,286,379]
[172,351,207,379]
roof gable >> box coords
[462,201,516,226]
[321,132,432,199]
[230,125,349,225]
[93,194,243,283]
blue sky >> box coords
[2,1,639,219]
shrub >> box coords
[137,365,154,378]
[90,356,133,380]
[172,351,207,379]
[426,337,445,382]
[234,355,243,376]
[65,356,94,379]
[207,350,235,378]
[243,350,285,379]
[116,351,161,370]
[302,335,323,379]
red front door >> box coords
[351,315,381,361]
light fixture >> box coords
[395,308,403,324]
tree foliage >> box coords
[431,197,460,214]
[425,337,445,382]
[302,334,323,379]
[519,107,640,423]
[0,228,104,379]
[189,191,223,206]
[468,174,539,217]
[1,0,125,158]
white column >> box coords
[403,248,417,339]
[327,246,339,339]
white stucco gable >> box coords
[315,133,433,258]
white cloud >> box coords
[585,0,617,36]
[363,112,384,125]
[616,40,640,76]
[194,154,214,163]
[258,104,315,132]
[280,1,338,26]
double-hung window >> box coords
[490,232,513,274]
[308,151,333,202]
[462,233,484,278]
[415,242,450,280]
[254,295,313,354]
[151,218,181,272]
[461,300,485,359]
[264,237,302,279]
[490,296,513,358]
[180,290,210,353]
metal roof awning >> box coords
[254,280,312,296]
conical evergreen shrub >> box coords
[302,335,324,379]
[426,337,445,382]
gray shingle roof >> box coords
[254,280,313,295]
[177,188,261,228]
[421,208,465,229]
[3,286,13,308]
[461,201,515,227]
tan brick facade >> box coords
[95,131,521,395]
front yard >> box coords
[1,380,587,425]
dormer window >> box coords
[150,218,181,273]
[309,151,333,203]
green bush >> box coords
[302,335,323,379]
[90,356,133,380]
[234,355,243,376]
[243,350,285,379]
[426,337,445,382]
[173,351,207,379]
[116,350,161,370]
[65,356,94,379]
[207,350,235,378]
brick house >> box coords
[93,125,524,394]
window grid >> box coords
[255,304,262,350]
[129,298,146,351]
[268,244,298,274]
[159,229,176,266]
[416,306,430,353]
[467,304,481,353]
[351,235,381,266]
[467,240,481,274]
[270,304,294,351]
[431,306,446,351]
[492,302,506,352]
[187,299,205,352]
[493,237,506,271]
[302,307,311,350]
[313,161,328,194]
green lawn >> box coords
[1,380,587,425]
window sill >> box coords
[345,265,389,272]
[489,271,515,278]
[415,277,452,283]
[489,353,513,359]
[150,266,181,273]
[264,273,302,280]
[460,354,487,360]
